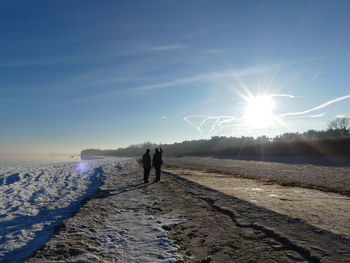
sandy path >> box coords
[165,157,350,194]
[145,166,350,262]
[144,174,307,262]
[163,167,350,238]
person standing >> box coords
[153,147,163,182]
[142,149,151,183]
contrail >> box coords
[279,94,350,117]
[270,94,295,98]
[184,115,239,136]
[184,94,350,136]
[185,116,232,135]
[184,93,294,136]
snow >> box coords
[88,210,183,262]
[0,157,118,262]
[1,158,185,262]
[89,161,184,262]
[27,159,185,263]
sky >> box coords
[1,0,350,154]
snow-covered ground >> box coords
[1,157,185,262]
[0,157,122,262]
[27,159,185,263]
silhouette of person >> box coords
[153,147,163,181]
[142,149,151,183]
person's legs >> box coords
[155,166,161,181]
[144,168,150,183]
[146,168,150,183]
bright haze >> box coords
[1,0,350,155]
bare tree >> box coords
[328,117,350,135]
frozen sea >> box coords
[0,154,124,262]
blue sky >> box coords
[1,0,350,154]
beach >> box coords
[164,157,350,194]
[3,1,350,262]
[27,158,350,262]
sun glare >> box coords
[243,95,276,128]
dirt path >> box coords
[164,157,350,194]
[163,167,350,238]
[145,166,350,263]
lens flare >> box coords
[76,161,88,174]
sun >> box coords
[243,95,276,128]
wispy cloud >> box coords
[149,44,187,51]
[127,65,276,92]
[270,94,295,99]
[308,113,326,118]
[0,43,186,68]
[160,116,167,119]
[66,57,329,104]
[335,114,348,118]
[70,64,277,103]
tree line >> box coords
[81,118,350,158]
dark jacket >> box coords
[152,149,163,167]
[142,152,151,169]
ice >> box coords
[0,157,120,262]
